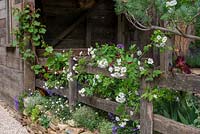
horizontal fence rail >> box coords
[158,73,200,94]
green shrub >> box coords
[72,106,100,131]
[31,106,41,121]
[186,54,200,68]
[98,120,113,134]
[39,115,51,128]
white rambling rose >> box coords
[162,36,167,43]
[115,116,120,122]
[79,51,83,56]
[156,35,162,40]
[121,67,127,74]
[137,50,142,56]
[139,66,144,71]
[97,59,108,68]
[117,59,122,65]
[108,66,114,73]
[147,58,154,65]
[166,0,177,7]
[114,66,121,72]
[119,121,127,127]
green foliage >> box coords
[72,106,101,131]
[44,96,71,121]
[186,54,200,68]
[17,92,28,113]
[154,92,200,128]
[13,4,48,62]
[31,106,41,121]
[39,115,51,128]
[115,0,200,27]
[98,120,113,134]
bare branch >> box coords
[124,13,200,41]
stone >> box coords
[49,130,57,134]
[66,119,78,127]
[65,127,85,134]
[49,122,59,131]
[80,131,94,134]
[58,123,69,131]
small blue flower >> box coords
[117,44,124,49]
[112,125,118,134]
[14,96,19,111]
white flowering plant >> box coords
[74,39,164,124]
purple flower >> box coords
[117,44,124,49]
[112,125,118,134]
[14,96,19,111]
[133,127,140,132]
[108,112,115,121]
[46,89,53,96]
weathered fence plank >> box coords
[140,78,153,134]
[68,57,78,109]
[154,114,200,134]
[78,95,139,120]
[158,73,200,94]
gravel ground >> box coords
[0,101,29,134]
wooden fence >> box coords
[36,49,200,134]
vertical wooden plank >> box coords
[24,61,35,90]
[86,15,92,47]
[68,57,78,110]
[160,38,173,73]
[140,78,153,134]
[117,14,125,45]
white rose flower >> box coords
[118,92,125,97]
[155,44,160,47]
[139,66,145,71]
[115,116,120,122]
[117,59,122,65]
[73,57,78,61]
[130,111,134,116]
[67,72,73,81]
[88,47,93,55]
[137,50,142,56]
[116,92,126,103]
[147,58,154,65]
[119,121,126,127]
[166,0,177,7]
[121,67,127,74]
[108,66,114,73]
[160,43,165,47]
[138,61,141,65]
[78,88,86,97]
[114,66,121,72]
[97,59,108,68]
[153,94,158,99]
[79,51,83,56]
[162,36,167,43]
[156,35,162,40]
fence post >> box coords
[140,78,153,134]
[68,56,78,110]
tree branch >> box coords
[124,13,200,41]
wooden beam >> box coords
[78,95,139,120]
[158,73,200,94]
[68,57,78,109]
[117,14,125,45]
[85,16,92,47]
[140,78,153,134]
[51,13,87,47]
[154,114,200,134]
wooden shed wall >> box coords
[0,0,24,105]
